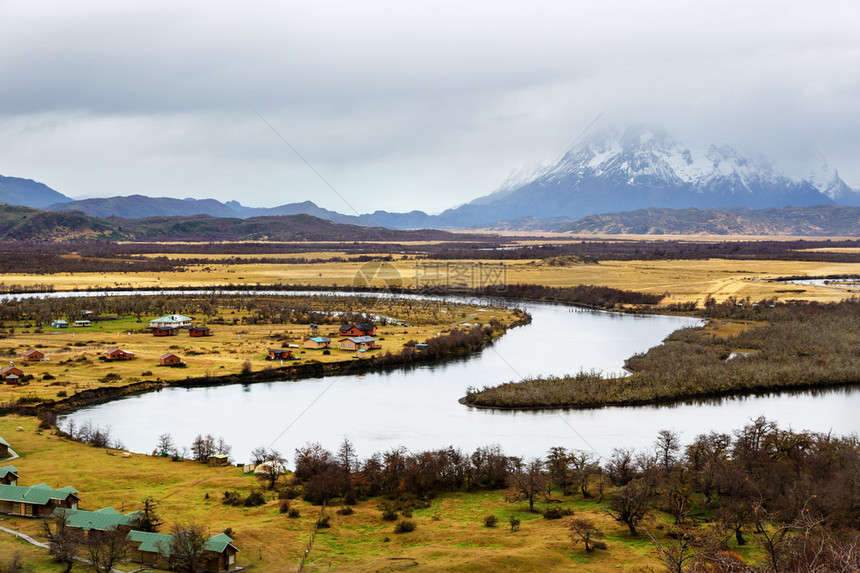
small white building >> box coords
[148,314,193,329]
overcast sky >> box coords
[1,1,858,214]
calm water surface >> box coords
[57,296,860,461]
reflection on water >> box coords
[59,298,859,462]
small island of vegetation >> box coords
[464,296,860,409]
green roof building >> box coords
[0,483,80,517]
[0,466,18,486]
[127,530,239,572]
[53,506,141,532]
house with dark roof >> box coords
[339,336,380,351]
[127,530,239,572]
[53,506,141,537]
[339,324,377,337]
[189,326,212,337]
[267,348,293,360]
[0,483,80,517]
[152,326,179,337]
[0,466,17,485]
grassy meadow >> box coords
[0,298,518,405]
[2,256,859,306]
[0,415,701,572]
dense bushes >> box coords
[465,298,860,408]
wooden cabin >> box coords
[339,324,377,337]
[152,326,179,337]
[0,438,10,460]
[189,326,212,337]
[127,531,239,573]
[159,353,182,366]
[303,336,331,349]
[22,349,45,362]
[0,466,18,485]
[267,349,293,360]
[208,454,230,467]
[339,336,380,351]
[103,348,135,361]
[0,483,80,517]
[1,365,24,383]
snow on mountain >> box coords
[439,126,859,227]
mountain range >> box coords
[0,205,462,242]
[2,127,859,231]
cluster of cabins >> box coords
[303,324,382,352]
[0,450,238,572]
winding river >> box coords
[45,292,860,462]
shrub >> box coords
[99,372,122,383]
[56,390,67,398]
[394,520,416,534]
[41,373,56,380]
[483,515,498,528]
[244,491,266,507]
[141,371,153,376]
[316,515,331,528]
[381,508,398,521]
[509,516,521,531]
[279,500,291,514]
[287,508,300,518]
[542,507,573,520]
[336,506,354,516]
[223,527,234,537]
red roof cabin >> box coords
[159,353,182,366]
[189,326,212,337]
[103,348,135,361]
[22,349,45,362]
[339,324,377,337]
[152,326,178,337]
[267,349,293,360]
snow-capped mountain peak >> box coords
[455,126,860,224]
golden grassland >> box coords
[0,415,757,573]
[3,257,860,305]
[1,303,517,405]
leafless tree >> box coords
[42,512,78,573]
[506,457,546,512]
[569,517,607,552]
[608,479,654,536]
[164,521,208,573]
[85,526,131,573]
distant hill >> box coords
[47,195,240,218]
[0,204,463,242]
[479,206,860,236]
[0,204,125,241]
[0,175,71,209]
